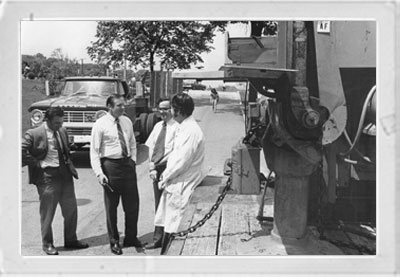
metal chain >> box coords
[171,176,232,238]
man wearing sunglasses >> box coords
[145,98,178,250]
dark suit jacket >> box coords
[22,123,78,185]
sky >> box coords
[21,20,249,73]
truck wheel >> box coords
[146,113,161,138]
[138,113,148,143]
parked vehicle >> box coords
[28,76,160,150]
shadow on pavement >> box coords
[77,232,111,248]
[199,175,225,187]
[139,231,154,244]
[137,144,149,165]
[76,198,91,206]
[190,175,227,204]
[69,232,154,252]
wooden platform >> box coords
[167,176,275,256]
[166,176,375,256]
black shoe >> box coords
[145,241,162,250]
[160,233,171,255]
[123,238,146,248]
[42,244,58,255]
[110,242,123,255]
[64,240,89,249]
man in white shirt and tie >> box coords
[154,93,207,254]
[144,98,178,250]
[90,94,144,255]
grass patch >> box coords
[21,79,47,135]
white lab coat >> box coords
[154,115,206,233]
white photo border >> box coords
[0,0,398,275]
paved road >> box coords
[21,89,246,256]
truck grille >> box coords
[65,111,97,123]
[66,127,92,136]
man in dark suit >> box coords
[21,106,88,255]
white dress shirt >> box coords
[145,118,178,170]
[90,112,136,177]
[40,122,61,168]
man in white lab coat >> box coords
[144,98,178,250]
[154,93,206,255]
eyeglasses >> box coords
[158,107,170,111]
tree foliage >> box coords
[87,21,228,72]
[22,49,108,80]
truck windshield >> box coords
[61,80,122,97]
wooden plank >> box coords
[220,204,250,235]
[223,194,258,205]
[167,203,197,255]
[248,204,264,234]
[218,204,253,255]
[180,203,222,255]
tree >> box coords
[250,21,277,36]
[87,21,228,72]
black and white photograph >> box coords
[0,0,398,276]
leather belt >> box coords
[101,156,131,161]
[43,166,59,170]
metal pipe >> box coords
[339,85,376,157]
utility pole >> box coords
[80,59,84,76]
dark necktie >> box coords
[151,122,167,165]
[53,131,66,166]
[116,118,128,157]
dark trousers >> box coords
[36,165,78,246]
[152,164,166,243]
[101,158,139,244]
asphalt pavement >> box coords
[20,89,247,256]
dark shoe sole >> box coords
[111,249,123,255]
[43,249,59,255]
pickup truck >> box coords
[28,76,158,150]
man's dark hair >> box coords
[171,93,194,117]
[45,106,64,120]
[106,94,125,107]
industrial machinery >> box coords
[219,21,376,240]
[172,21,376,242]
[171,21,376,243]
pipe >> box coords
[339,85,376,157]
